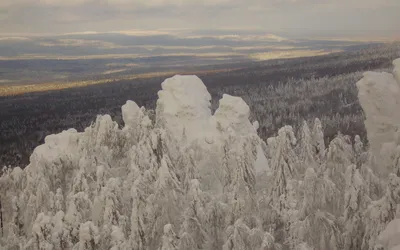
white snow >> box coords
[254,145,270,174]
[29,128,80,166]
[156,75,213,143]
[121,100,141,128]
[394,58,400,84]
[156,76,260,148]
[3,59,400,250]
[377,218,400,250]
[356,62,400,175]
[213,94,256,135]
[156,75,267,175]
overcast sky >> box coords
[0,0,399,37]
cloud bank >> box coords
[0,0,398,36]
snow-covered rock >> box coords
[122,100,142,128]
[213,94,255,135]
[156,75,213,143]
[356,61,400,175]
[155,75,268,175]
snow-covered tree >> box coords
[51,211,73,250]
[146,156,183,249]
[354,135,364,162]
[129,176,147,250]
[223,134,258,226]
[77,221,100,250]
[204,198,227,250]
[288,167,342,250]
[326,134,354,194]
[223,218,280,250]
[268,126,298,212]
[32,213,54,250]
[311,118,326,165]
[2,65,400,250]
[343,165,369,250]
[178,179,208,250]
[65,192,93,243]
[362,173,400,249]
[297,121,316,172]
[375,206,400,250]
[160,224,178,250]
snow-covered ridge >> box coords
[1,59,400,250]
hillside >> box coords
[1,58,400,249]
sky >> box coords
[0,0,399,37]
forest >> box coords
[0,57,399,249]
[1,42,400,167]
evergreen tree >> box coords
[268,126,298,212]
[178,179,208,250]
[160,224,178,250]
[343,165,369,250]
[311,118,326,166]
[77,221,100,250]
[362,173,400,249]
[298,121,317,174]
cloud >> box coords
[0,0,234,8]
[1,0,395,9]
[0,0,399,35]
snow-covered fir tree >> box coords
[311,118,326,166]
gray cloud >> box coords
[0,0,399,36]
